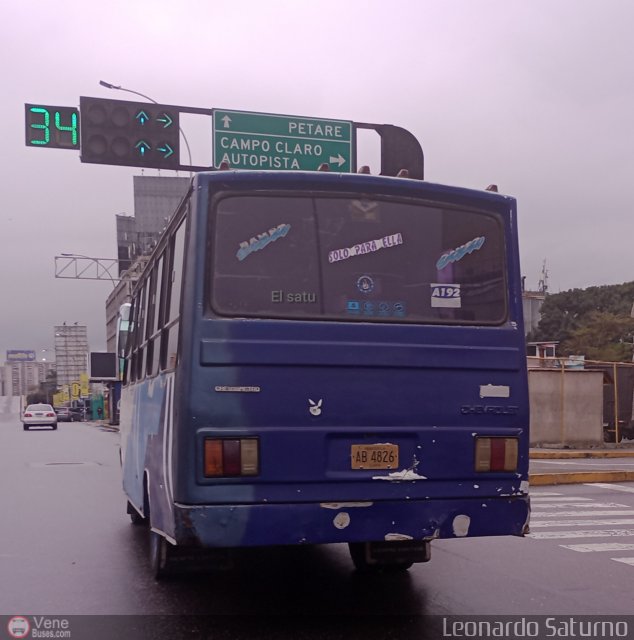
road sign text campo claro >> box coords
[213,109,353,171]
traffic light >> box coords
[79,97,180,169]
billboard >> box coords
[90,352,118,381]
[6,350,36,362]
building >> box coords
[105,255,148,353]
[54,324,89,386]
[522,290,546,336]
[116,176,189,276]
[109,176,189,349]
[1,351,55,397]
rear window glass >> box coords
[211,194,507,325]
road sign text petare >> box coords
[213,109,353,172]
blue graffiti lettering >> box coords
[436,236,485,270]
[236,223,291,261]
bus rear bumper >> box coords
[173,495,530,548]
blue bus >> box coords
[119,168,530,578]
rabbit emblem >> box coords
[309,399,323,416]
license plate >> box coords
[351,444,399,470]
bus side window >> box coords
[135,281,147,382]
[122,301,135,386]
[139,277,151,381]
[147,255,165,377]
[161,218,186,371]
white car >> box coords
[22,403,58,430]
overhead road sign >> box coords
[213,109,353,172]
[26,97,424,177]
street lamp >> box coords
[60,253,118,289]
[99,80,193,168]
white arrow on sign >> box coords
[222,115,232,128]
[329,154,345,167]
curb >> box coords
[530,470,634,486]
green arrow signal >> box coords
[135,140,151,156]
[157,143,174,158]
[135,110,150,125]
[156,113,173,128]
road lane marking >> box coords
[584,483,634,493]
[536,460,634,466]
[530,518,634,528]
[529,529,634,539]
[612,558,634,566]
[530,497,592,502]
[529,492,562,496]
[532,502,628,509]
[561,543,634,552]
[530,510,634,517]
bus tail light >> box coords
[204,438,259,477]
[475,437,518,472]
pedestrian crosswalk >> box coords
[528,484,634,568]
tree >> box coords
[559,311,634,362]
[529,281,634,361]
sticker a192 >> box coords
[431,283,461,308]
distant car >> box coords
[69,406,84,422]
[55,407,72,422]
[22,403,57,430]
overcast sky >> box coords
[2,0,633,358]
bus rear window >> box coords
[210,194,507,324]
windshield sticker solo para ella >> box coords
[328,232,403,264]
[436,236,485,270]
[236,223,291,261]
[430,283,461,308]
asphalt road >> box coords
[2,398,634,638]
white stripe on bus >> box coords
[167,375,175,505]
[162,377,170,508]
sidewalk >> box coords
[529,446,634,486]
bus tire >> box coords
[149,531,174,580]
[348,542,413,573]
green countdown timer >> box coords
[25,104,80,149]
